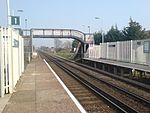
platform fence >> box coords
[88,39,150,66]
[0,27,24,97]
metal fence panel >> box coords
[132,39,150,65]
[0,27,24,97]
[101,43,107,59]
[107,42,117,60]
[118,41,131,62]
[86,39,150,66]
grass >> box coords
[56,51,74,59]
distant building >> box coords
[50,47,55,52]
[145,30,150,37]
[85,34,94,44]
[40,46,49,51]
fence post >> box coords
[117,41,120,61]
[8,27,13,93]
[0,28,5,97]
[99,43,101,58]
[106,42,109,59]
[89,44,91,58]
[4,28,9,94]
[131,40,133,63]
[22,38,24,72]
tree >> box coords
[94,32,102,44]
[94,18,149,43]
[105,25,124,42]
[72,39,79,49]
[94,25,124,43]
[123,18,148,40]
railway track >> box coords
[49,54,150,97]
[59,56,150,92]
[51,55,150,104]
[40,54,117,113]
[40,51,150,113]
[53,54,150,93]
[77,62,150,92]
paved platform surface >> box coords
[2,56,81,113]
[83,58,150,72]
[0,94,11,113]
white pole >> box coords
[17,10,24,27]
[95,17,104,43]
[4,28,8,94]
[6,0,12,94]
[7,0,11,26]
[8,27,13,93]
[131,40,133,63]
[25,19,27,36]
[0,28,5,97]
[101,19,104,43]
[88,26,90,34]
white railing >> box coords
[31,29,85,41]
[0,27,24,97]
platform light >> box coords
[95,17,104,43]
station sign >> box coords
[11,16,20,25]
[12,39,19,47]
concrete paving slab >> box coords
[9,90,35,103]
[18,83,35,91]
[36,100,80,113]
[36,81,52,91]
[35,74,51,81]
[0,94,11,113]
[3,102,36,113]
[22,76,35,83]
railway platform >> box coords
[83,58,150,72]
[2,56,81,113]
[82,58,150,76]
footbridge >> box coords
[31,28,88,43]
[24,28,94,59]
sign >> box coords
[85,34,94,44]
[13,39,19,47]
[143,41,150,53]
[11,16,20,25]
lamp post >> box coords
[95,17,104,43]
[25,19,28,36]
[17,10,27,36]
[17,10,23,12]
[87,26,94,45]
[88,26,90,34]
[6,0,11,26]
[82,25,85,33]
[17,9,24,27]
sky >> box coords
[1,0,150,47]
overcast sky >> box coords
[1,0,150,47]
